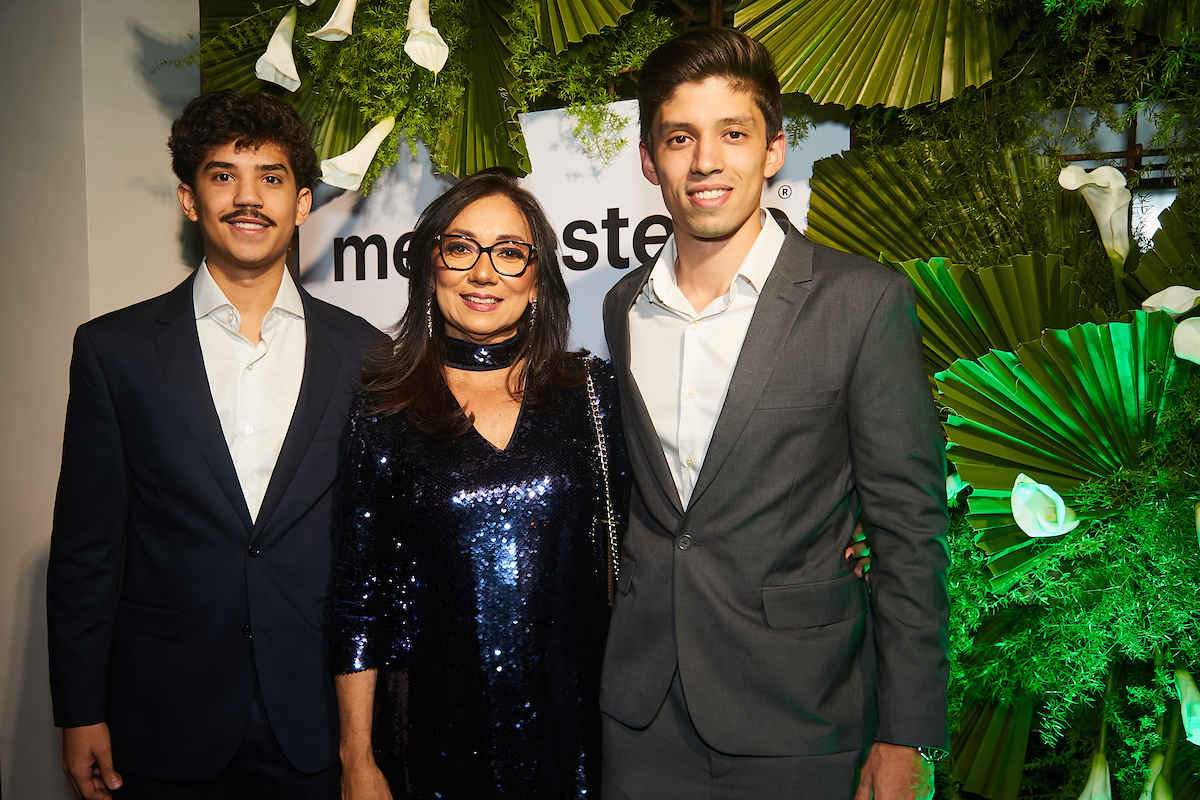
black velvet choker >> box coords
[443,333,524,371]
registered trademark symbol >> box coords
[777,185,792,199]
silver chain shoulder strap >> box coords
[585,363,620,604]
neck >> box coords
[672,211,763,312]
[443,332,525,371]
[205,260,287,344]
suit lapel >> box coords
[155,273,254,531]
[687,223,815,509]
[252,289,340,536]
[607,262,685,518]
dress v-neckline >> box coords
[468,392,527,453]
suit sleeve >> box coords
[847,276,950,751]
[47,325,128,728]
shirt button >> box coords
[242,624,253,639]
[685,457,693,467]
[686,389,696,399]
[678,534,693,551]
[227,313,235,323]
[689,320,699,329]
[244,425,253,435]
[247,543,260,557]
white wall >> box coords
[0,1,199,795]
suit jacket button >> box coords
[247,543,260,557]
[677,534,692,551]
[242,625,252,639]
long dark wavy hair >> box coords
[363,168,585,437]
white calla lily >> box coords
[1059,165,1133,269]
[309,0,356,41]
[1172,318,1200,365]
[404,0,449,75]
[1137,751,1169,800]
[1011,473,1080,538]
[255,6,301,92]
[1077,745,1112,800]
[947,473,969,505]
[320,117,396,191]
[300,0,315,4]
[1176,668,1200,746]
[1142,285,1200,318]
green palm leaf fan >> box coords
[1130,0,1197,46]
[889,253,1098,385]
[534,0,634,54]
[438,0,530,176]
[936,311,1182,591]
[807,146,1095,266]
[948,610,1036,800]
[1124,203,1200,303]
[734,0,1028,109]
[200,0,370,165]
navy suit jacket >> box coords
[47,271,386,781]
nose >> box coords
[692,134,722,177]
[234,178,263,208]
[468,249,499,285]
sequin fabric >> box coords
[332,358,628,799]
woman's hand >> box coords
[341,757,393,800]
[844,522,872,581]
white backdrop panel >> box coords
[300,99,849,357]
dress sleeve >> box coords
[331,394,401,674]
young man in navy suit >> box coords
[47,91,385,799]
[600,29,950,800]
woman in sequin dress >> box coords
[332,169,628,799]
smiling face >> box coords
[177,141,312,280]
[640,76,785,250]
[434,193,538,345]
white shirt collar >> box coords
[193,260,305,326]
[644,209,786,314]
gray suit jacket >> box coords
[599,212,949,756]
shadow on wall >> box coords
[133,22,204,268]
[5,546,74,800]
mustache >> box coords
[220,208,276,227]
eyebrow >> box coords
[203,161,290,174]
[445,228,531,242]
[657,115,757,134]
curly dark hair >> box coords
[168,90,319,189]
[363,167,586,437]
[637,28,783,147]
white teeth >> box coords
[466,296,498,304]
[232,221,267,229]
[693,189,728,200]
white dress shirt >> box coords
[629,210,786,508]
[194,262,307,521]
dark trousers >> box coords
[602,669,863,800]
[116,688,339,800]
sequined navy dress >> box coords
[332,357,627,799]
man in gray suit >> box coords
[600,29,950,800]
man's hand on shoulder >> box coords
[854,742,933,800]
[63,723,122,799]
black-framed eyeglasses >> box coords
[434,234,536,277]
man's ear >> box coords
[639,141,661,186]
[177,184,199,222]
[763,131,787,180]
[294,186,313,227]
